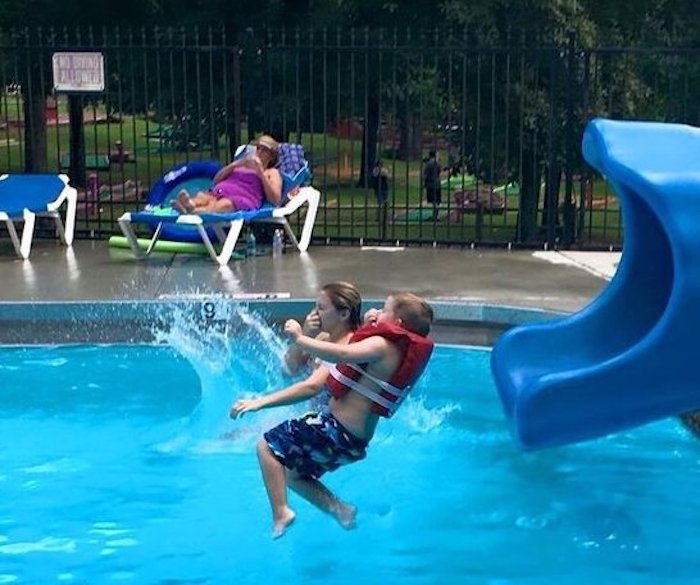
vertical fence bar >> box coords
[321,28,335,239]
[376,29,387,242]
[47,27,61,176]
[0,31,12,171]
[154,26,165,172]
[194,26,203,158]
[458,28,468,244]
[101,25,116,225]
[335,27,345,239]
[360,26,369,240]
[280,28,288,141]
[563,32,576,247]
[181,26,191,162]
[294,28,301,144]
[13,29,24,170]
[207,26,216,159]
[545,47,558,247]
[231,31,242,154]
[516,39,525,243]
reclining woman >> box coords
[172,134,283,214]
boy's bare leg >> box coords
[256,440,296,539]
[288,472,357,530]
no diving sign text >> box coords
[52,52,105,93]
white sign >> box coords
[52,52,105,92]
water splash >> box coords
[149,297,456,454]
[151,298,289,451]
[396,394,461,434]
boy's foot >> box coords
[271,508,296,540]
[333,502,357,530]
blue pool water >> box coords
[1,316,699,584]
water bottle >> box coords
[272,229,284,259]
[246,229,257,257]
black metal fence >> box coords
[2,27,700,249]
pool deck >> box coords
[0,239,619,313]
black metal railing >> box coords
[2,27,700,249]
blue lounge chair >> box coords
[0,173,77,259]
[117,144,319,265]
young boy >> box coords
[255,292,434,538]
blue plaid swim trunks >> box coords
[263,411,368,479]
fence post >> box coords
[68,95,86,188]
[562,31,577,246]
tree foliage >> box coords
[3,0,699,46]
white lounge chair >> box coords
[117,146,320,266]
[0,173,77,259]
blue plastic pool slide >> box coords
[491,118,700,450]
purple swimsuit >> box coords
[211,167,265,210]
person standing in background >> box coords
[423,150,442,220]
[372,159,390,226]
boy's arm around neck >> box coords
[292,332,390,365]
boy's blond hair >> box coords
[389,292,433,336]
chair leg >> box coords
[44,183,77,246]
[145,223,164,255]
[117,213,148,259]
[3,218,21,259]
[214,219,244,265]
[193,219,243,265]
[62,187,77,246]
[6,210,36,260]
[297,187,320,252]
[50,212,66,243]
[281,221,300,251]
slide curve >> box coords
[491,118,700,449]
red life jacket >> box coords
[326,321,434,417]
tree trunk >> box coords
[516,143,542,243]
[396,111,424,161]
[541,161,562,245]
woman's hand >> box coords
[230,398,261,419]
[302,309,322,337]
[237,155,263,172]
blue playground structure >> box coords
[491,118,700,449]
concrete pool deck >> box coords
[0,240,619,312]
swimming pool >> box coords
[1,304,697,584]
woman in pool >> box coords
[172,134,283,214]
[230,282,362,418]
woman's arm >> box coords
[230,365,328,418]
[261,167,283,206]
[213,160,243,184]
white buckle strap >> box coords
[328,365,398,412]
